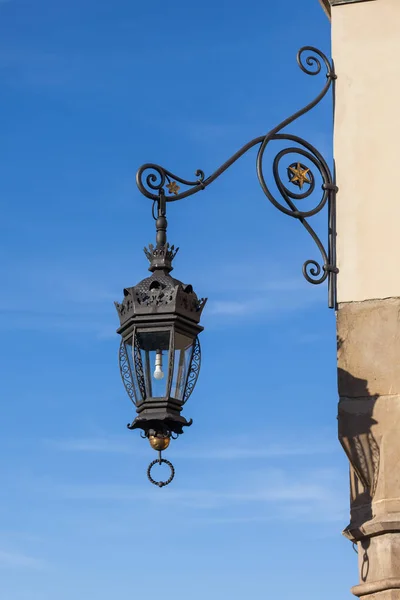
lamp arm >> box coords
[136,46,338,308]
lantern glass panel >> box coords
[171,332,195,401]
[136,330,170,398]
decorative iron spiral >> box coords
[135,46,337,306]
[297,45,332,76]
[255,46,336,287]
[256,133,332,285]
[136,164,205,200]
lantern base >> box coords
[127,415,193,436]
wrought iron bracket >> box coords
[136,46,338,309]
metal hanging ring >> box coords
[147,458,175,488]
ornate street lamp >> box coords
[115,192,206,487]
[116,46,338,487]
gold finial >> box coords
[166,181,180,195]
[148,435,170,451]
[288,163,311,189]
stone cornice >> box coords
[319,0,378,19]
[319,0,331,18]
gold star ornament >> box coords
[166,181,180,195]
[288,162,311,190]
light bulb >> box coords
[153,350,164,380]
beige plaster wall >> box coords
[332,0,400,302]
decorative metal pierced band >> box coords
[119,341,136,404]
[147,457,175,487]
[133,331,146,401]
[136,46,338,308]
[134,285,176,308]
[183,337,201,405]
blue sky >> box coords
[0,0,355,598]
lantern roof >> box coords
[115,242,207,330]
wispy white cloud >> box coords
[206,293,319,318]
[177,442,336,460]
[46,433,336,460]
[0,550,45,570]
[0,259,122,337]
[197,260,324,319]
[58,480,325,507]
[47,436,134,454]
[55,466,346,523]
[0,253,324,337]
[42,429,345,524]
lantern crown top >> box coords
[144,242,179,273]
[115,249,207,328]
[115,193,207,330]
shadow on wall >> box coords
[337,337,380,559]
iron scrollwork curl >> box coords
[136,164,206,201]
[136,46,338,308]
[183,337,201,405]
[262,134,332,287]
[256,46,337,302]
[119,341,136,404]
[133,332,146,401]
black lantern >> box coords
[115,195,207,486]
